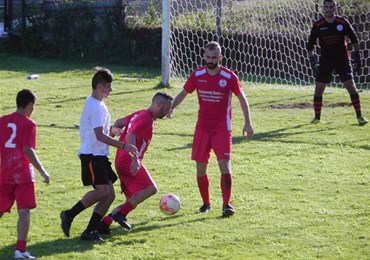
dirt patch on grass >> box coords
[267,102,351,109]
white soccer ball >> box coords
[159,194,180,215]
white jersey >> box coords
[78,96,111,156]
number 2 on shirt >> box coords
[5,123,17,148]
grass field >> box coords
[0,54,369,259]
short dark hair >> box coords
[91,67,114,89]
[152,92,173,103]
[323,0,336,5]
[16,89,36,109]
[205,41,221,52]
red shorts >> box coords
[0,182,36,212]
[192,125,232,163]
[115,163,156,199]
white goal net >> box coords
[164,0,370,89]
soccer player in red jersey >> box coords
[0,89,50,259]
[307,0,367,125]
[60,67,137,242]
[168,41,254,217]
[98,92,173,234]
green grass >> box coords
[0,54,369,259]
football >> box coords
[159,194,180,215]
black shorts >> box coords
[80,154,118,187]
[316,57,353,83]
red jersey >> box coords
[184,66,242,131]
[0,112,36,184]
[115,109,154,169]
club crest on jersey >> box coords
[336,25,343,32]
[219,79,227,88]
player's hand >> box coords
[41,171,50,184]
[243,124,254,141]
[352,52,362,72]
[166,108,175,118]
[130,159,141,175]
[111,126,123,136]
[309,56,320,74]
[123,143,138,155]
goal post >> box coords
[162,0,171,87]
[162,0,370,89]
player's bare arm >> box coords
[113,118,126,129]
[23,147,50,184]
[94,126,138,155]
[110,118,126,137]
[167,89,188,118]
[110,126,123,137]
[126,132,141,175]
[237,91,254,140]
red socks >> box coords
[102,202,136,227]
[221,174,232,206]
[118,202,135,217]
[197,175,211,206]
[16,240,26,252]
[102,215,113,226]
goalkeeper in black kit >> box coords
[307,0,367,126]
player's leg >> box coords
[213,130,234,217]
[218,160,235,218]
[196,162,212,213]
[99,164,134,232]
[337,59,368,125]
[93,182,116,216]
[102,165,157,232]
[111,184,157,228]
[114,166,157,218]
[218,160,232,202]
[311,60,332,124]
[88,158,118,230]
[14,183,36,258]
[61,155,91,237]
[17,209,30,248]
[60,183,111,238]
[192,125,212,213]
[311,82,326,124]
[14,209,35,259]
[113,184,157,222]
[80,183,115,240]
[81,157,118,242]
[61,155,112,239]
[127,185,157,206]
[81,185,111,207]
[343,79,368,125]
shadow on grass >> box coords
[108,214,211,246]
[0,237,95,259]
[251,94,313,107]
[232,124,310,144]
[38,124,79,130]
[1,216,192,258]
[232,123,370,150]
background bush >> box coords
[10,0,162,67]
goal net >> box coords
[165,0,369,89]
